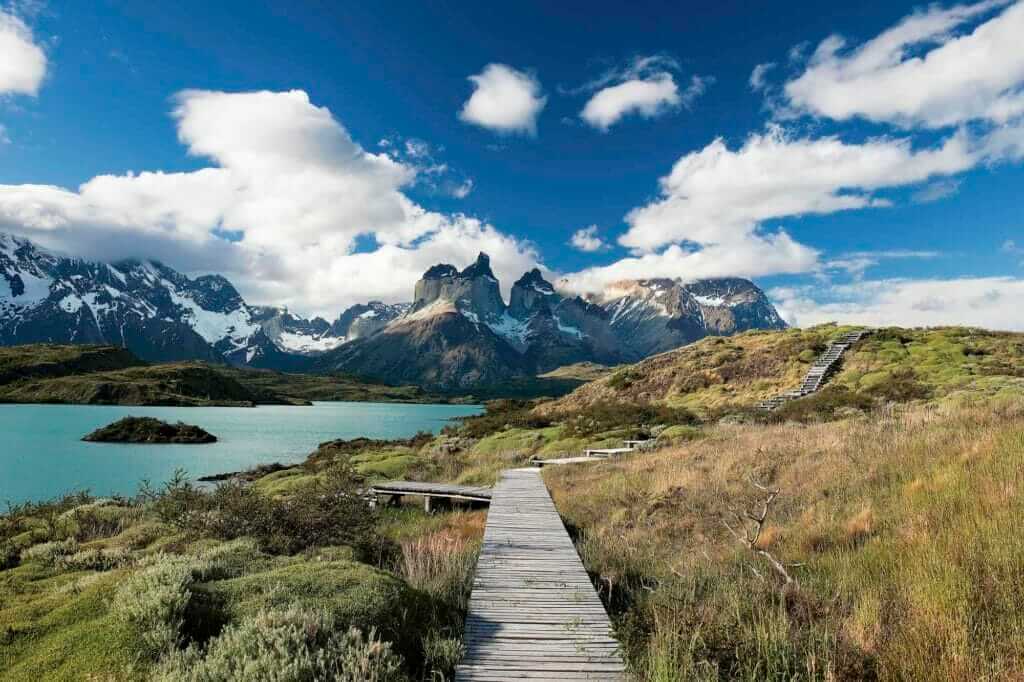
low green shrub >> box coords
[58,546,133,572]
[422,632,464,679]
[201,559,423,663]
[114,553,206,660]
[192,467,378,557]
[0,542,18,569]
[770,386,874,423]
[154,608,404,682]
[455,399,552,439]
[20,537,79,566]
[562,401,700,438]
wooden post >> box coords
[424,495,432,513]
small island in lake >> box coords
[82,416,218,444]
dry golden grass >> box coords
[544,400,1024,681]
[397,511,484,612]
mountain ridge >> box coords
[1,233,786,389]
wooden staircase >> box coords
[758,329,872,411]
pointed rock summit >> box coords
[509,268,558,319]
[411,252,505,322]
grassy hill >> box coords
[540,325,1024,417]
[0,344,145,384]
[0,344,452,406]
[0,344,295,406]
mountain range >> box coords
[0,233,786,390]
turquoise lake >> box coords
[0,402,482,505]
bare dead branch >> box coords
[721,479,798,590]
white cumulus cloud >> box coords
[0,8,46,96]
[0,89,541,315]
[569,225,605,252]
[783,0,1024,128]
[578,55,709,131]
[458,64,546,135]
[749,62,776,91]
[618,125,977,254]
[560,231,819,295]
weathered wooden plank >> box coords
[455,469,625,681]
[370,480,492,501]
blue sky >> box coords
[1,0,1023,327]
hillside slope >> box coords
[0,345,291,406]
[543,400,1024,679]
[540,325,1024,416]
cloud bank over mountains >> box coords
[0,89,540,315]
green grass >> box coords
[201,559,425,658]
[0,566,140,681]
[250,468,321,496]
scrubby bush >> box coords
[193,467,378,557]
[456,399,552,439]
[63,501,139,541]
[0,542,19,569]
[562,401,699,438]
[770,386,874,423]
[20,537,79,566]
[422,632,464,679]
[154,608,404,682]
[114,553,209,660]
[137,467,380,558]
[607,369,642,390]
[58,546,133,572]
[139,469,207,529]
[863,368,932,402]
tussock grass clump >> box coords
[154,608,404,682]
[546,401,1024,680]
[400,524,479,612]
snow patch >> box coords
[59,295,83,313]
[162,279,258,345]
[11,271,53,307]
[692,294,728,307]
[486,312,529,346]
[556,320,584,339]
[275,331,347,353]
[107,264,127,285]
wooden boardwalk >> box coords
[369,481,492,511]
[455,469,626,681]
